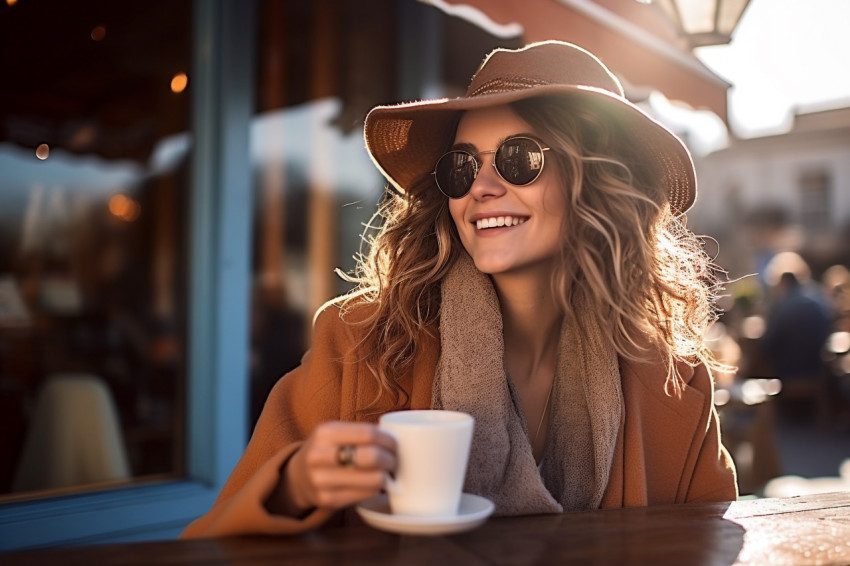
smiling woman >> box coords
[182,40,737,540]
[447,107,566,280]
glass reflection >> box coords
[0,1,191,498]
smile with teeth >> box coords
[475,216,528,230]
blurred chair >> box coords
[12,373,130,492]
[716,379,783,495]
[764,458,850,498]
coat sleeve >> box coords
[181,305,365,538]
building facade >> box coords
[689,107,850,281]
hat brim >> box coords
[364,85,696,214]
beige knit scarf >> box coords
[432,252,623,516]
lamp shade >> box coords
[655,0,751,46]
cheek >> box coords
[545,191,566,218]
[540,179,567,220]
[448,199,466,231]
[537,161,567,214]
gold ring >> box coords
[337,444,356,468]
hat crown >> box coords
[364,40,696,214]
[466,41,624,99]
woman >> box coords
[183,40,737,538]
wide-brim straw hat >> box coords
[364,40,697,214]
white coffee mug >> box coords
[379,410,474,517]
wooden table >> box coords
[4,492,849,565]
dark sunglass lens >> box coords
[495,138,544,185]
[435,151,477,198]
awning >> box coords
[422,0,731,123]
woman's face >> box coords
[448,105,566,278]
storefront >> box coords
[0,0,733,548]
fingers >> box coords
[315,422,397,454]
[350,444,396,471]
[306,442,395,471]
[309,486,385,510]
[309,422,396,470]
[289,421,397,511]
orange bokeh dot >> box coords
[91,25,107,41]
[170,73,188,93]
[108,194,141,222]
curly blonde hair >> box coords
[339,96,726,410]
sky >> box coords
[695,0,850,138]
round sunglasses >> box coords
[432,136,550,199]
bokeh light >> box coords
[827,331,850,355]
[740,315,766,340]
[91,25,107,41]
[108,193,141,222]
[170,72,188,93]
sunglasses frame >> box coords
[432,136,550,199]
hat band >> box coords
[468,77,550,98]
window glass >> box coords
[799,170,832,235]
[246,0,518,428]
[0,1,191,498]
[247,0,396,427]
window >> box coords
[247,0,397,428]
[799,169,832,235]
[0,0,254,549]
[0,0,192,501]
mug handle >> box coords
[383,471,401,494]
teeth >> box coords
[476,216,526,230]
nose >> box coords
[467,154,507,200]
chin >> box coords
[470,253,557,279]
[470,257,514,275]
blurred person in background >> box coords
[822,264,850,332]
[760,271,832,421]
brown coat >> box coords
[182,305,737,538]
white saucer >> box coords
[356,493,495,536]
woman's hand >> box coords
[277,421,397,514]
